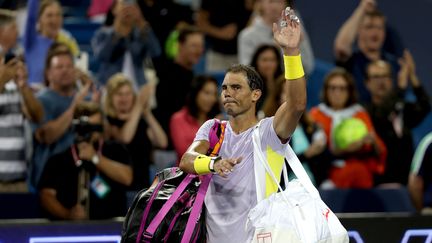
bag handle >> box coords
[181,174,212,243]
[252,122,319,200]
[143,174,196,241]
[284,143,320,198]
[136,180,166,243]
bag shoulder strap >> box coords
[143,174,197,242]
[181,174,211,243]
[208,119,227,156]
[252,122,319,201]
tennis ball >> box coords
[333,118,368,149]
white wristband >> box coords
[209,156,221,173]
[91,154,100,165]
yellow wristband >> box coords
[193,155,212,175]
[284,54,305,80]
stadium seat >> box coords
[63,18,101,45]
[0,193,42,219]
[306,58,335,109]
[319,187,416,213]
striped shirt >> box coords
[0,81,26,181]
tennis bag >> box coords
[248,122,348,243]
[121,120,226,243]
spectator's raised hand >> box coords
[75,68,102,102]
[359,0,376,13]
[138,84,153,114]
[401,49,421,87]
[75,68,93,86]
[403,50,416,75]
[72,68,93,105]
[73,82,91,107]
[273,7,301,55]
[398,52,410,89]
[14,61,28,89]
[0,58,19,85]
[77,141,97,162]
[128,4,146,29]
[91,85,102,103]
[114,4,136,37]
[219,23,237,41]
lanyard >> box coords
[70,139,104,167]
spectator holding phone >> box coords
[92,0,161,87]
[0,54,44,192]
[0,9,44,192]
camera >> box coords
[73,116,103,143]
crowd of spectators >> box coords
[0,0,430,219]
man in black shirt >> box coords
[38,102,132,220]
[196,0,252,72]
[153,26,204,148]
[364,53,430,186]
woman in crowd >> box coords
[24,0,80,87]
[170,75,220,164]
[249,44,283,111]
[309,68,387,188]
[104,73,167,190]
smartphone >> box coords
[4,53,16,63]
[4,53,24,64]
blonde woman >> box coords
[104,73,167,190]
[24,0,80,86]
